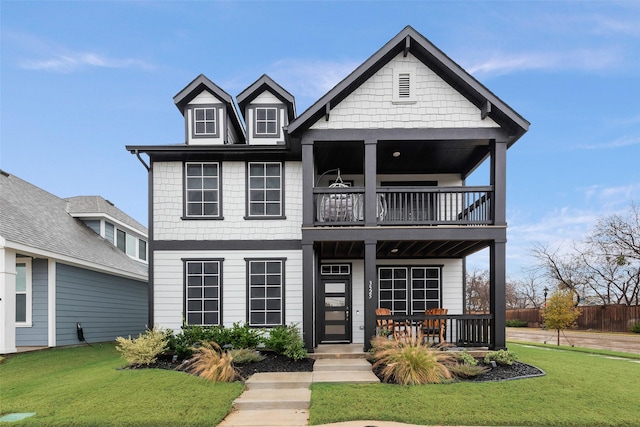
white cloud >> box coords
[21,52,154,73]
[575,135,640,150]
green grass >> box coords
[310,343,640,426]
[0,344,244,426]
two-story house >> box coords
[127,26,528,351]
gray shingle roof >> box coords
[0,171,147,279]
[65,195,147,235]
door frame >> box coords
[317,264,352,344]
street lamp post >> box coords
[542,287,549,330]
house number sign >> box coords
[368,280,373,300]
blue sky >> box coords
[2,1,639,279]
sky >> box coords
[2,1,639,280]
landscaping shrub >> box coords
[369,335,454,385]
[228,348,265,364]
[226,322,263,349]
[168,323,264,359]
[484,349,518,366]
[505,319,528,327]
[630,322,640,334]
[182,342,238,382]
[447,363,489,379]
[115,327,169,366]
[455,350,478,366]
[264,324,308,360]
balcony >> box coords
[314,186,493,226]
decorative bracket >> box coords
[403,36,410,57]
[325,102,331,121]
[481,100,492,120]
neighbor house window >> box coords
[185,260,221,326]
[255,107,278,136]
[185,162,220,218]
[194,107,216,135]
[15,259,32,325]
[378,266,441,315]
[247,162,283,217]
[116,229,126,252]
[247,259,284,327]
[138,240,147,261]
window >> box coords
[126,234,136,257]
[138,240,147,261]
[194,107,216,135]
[321,264,351,275]
[15,259,32,325]
[392,69,416,103]
[247,162,283,217]
[185,162,220,217]
[378,266,441,314]
[255,107,278,136]
[116,229,126,252]
[247,259,284,326]
[105,222,114,243]
[185,260,221,326]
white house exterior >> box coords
[128,26,529,351]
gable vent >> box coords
[398,73,411,98]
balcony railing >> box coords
[314,186,493,226]
[375,313,493,347]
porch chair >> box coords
[375,308,394,337]
[422,308,448,343]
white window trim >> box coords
[254,107,279,136]
[193,107,217,136]
[392,69,416,104]
[16,258,33,327]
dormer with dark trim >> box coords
[173,74,246,145]
[237,74,296,145]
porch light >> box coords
[390,248,399,253]
[392,151,401,157]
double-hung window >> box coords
[247,259,284,327]
[15,259,32,326]
[247,162,283,217]
[185,162,220,218]
[193,107,216,135]
[378,266,441,314]
[185,260,221,326]
[255,107,278,136]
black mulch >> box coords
[127,352,543,383]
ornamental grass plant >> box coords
[182,341,238,382]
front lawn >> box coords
[0,344,243,426]
[310,343,640,426]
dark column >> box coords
[301,138,315,227]
[364,140,377,226]
[490,140,507,226]
[490,240,507,349]
[363,240,377,351]
[302,242,315,351]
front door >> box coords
[319,276,352,343]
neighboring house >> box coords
[126,26,529,351]
[0,171,148,354]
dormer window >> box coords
[194,107,217,135]
[255,107,279,136]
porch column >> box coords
[490,240,507,349]
[0,245,17,354]
[490,139,507,226]
[301,137,315,227]
[302,242,315,351]
[364,140,377,226]
[363,240,377,351]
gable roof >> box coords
[173,74,246,143]
[288,26,529,145]
[0,171,147,280]
[237,74,296,122]
[66,196,147,236]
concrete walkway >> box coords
[506,327,640,354]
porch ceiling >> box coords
[318,239,490,259]
[314,140,491,177]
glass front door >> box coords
[319,276,352,343]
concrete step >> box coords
[313,358,373,372]
[245,372,312,390]
[308,352,369,360]
[218,409,309,426]
[233,388,311,411]
[310,344,369,360]
[312,370,380,384]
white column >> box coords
[47,260,57,348]
[0,242,17,354]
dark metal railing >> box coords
[313,186,493,226]
[375,313,493,347]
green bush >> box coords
[115,327,169,366]
[228,348,265,364]
[455,350,478,366]
[168,323,265,359]
[265,324,308,360]
[505,319,528,327]
[484,349,518,366]
[630,322,640,333]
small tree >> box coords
[542,288,581,345]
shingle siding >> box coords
[55,263,147,345]
[311,53,500,131]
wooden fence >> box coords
[506,305,640,332]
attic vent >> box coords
[393,69,416,103]
[398,73,411,98]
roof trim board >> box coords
[237,74,297,122]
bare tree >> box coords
[465,269,490,312]
[509,269,547,308]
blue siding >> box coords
[56,263,148,346]
[16,259,49,346]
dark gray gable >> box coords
[237,74,296,122]
[288,26,529,146]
